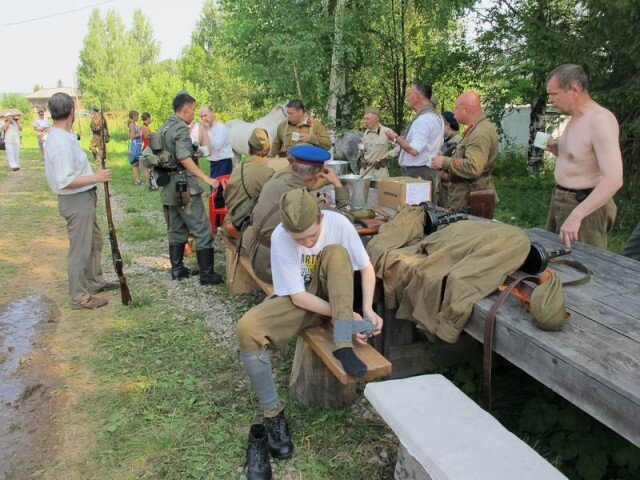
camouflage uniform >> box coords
[89,111,109,161]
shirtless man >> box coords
[545,64,623,249]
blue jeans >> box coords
[209,158,233,208]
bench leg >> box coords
[395,443,433,480]
[225,249,261,294]
[289,336,356,407]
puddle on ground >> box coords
[0,295,50,452]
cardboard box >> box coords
[377,177,431,209]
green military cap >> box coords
[248,127,270,152]
[279,188,319,233]
[364,107,380,117]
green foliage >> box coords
[77,9,159,110]
[0,93,32,121]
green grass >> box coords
[3,130,638,479]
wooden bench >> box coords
[365,375,567,480]
[222,236,392,406]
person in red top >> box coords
[140,112,157,190]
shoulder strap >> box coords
[550,258,592,286]
[240,162,254,200]
[482,274,539,410]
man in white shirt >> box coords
[33,109,51,161]
[199,105,233,206]
[236,189,383,471]
[44,92,118,310]
[385,82,444,179]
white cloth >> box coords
[398,112,444,168]
[45,127,96,195]
[5,143,20,169]
[271,210,370,296]
[206,122,234,161]
[33,118,51,142]
[2,121,21,145]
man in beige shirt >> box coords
[544,64,623,249]
[359,107,399,180]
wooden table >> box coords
[371,219,640,448]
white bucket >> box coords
[339,174,371,208]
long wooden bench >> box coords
[221,236,392,406]
[365,375,567,480]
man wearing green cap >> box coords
[237,188,383,467]
[241,144,353,284]
[269,99,332,157]
[224,128,276,230]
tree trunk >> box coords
[327,0,347,146]
[527,93,547,170]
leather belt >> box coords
[555,184,593,202]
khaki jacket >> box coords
[441,115,499,209]
[269,117,331,157]
[367,214,530,343]
[224,155,275,228]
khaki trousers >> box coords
[58,189,107,304]
[236,245,355,351]
[546,188,617,250]
[622,222,640,261]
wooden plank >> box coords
[289,336,357,407]
[465,297,640,447]
[222,237,273,296]
[301,325,392,385]
[597,291,640,320]
[224,249,261,295]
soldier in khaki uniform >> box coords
[224,128,275,230]
[88,106,109,162]
[241,144,353,284]
[237,189,383,475]
[432,92,499,211]
[359,107,399,181]
[269,99,331,157]
[160,92,222,285]
[543,64,622,249]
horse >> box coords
[226,104,287,163]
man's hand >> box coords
[319,166,342,187]
[430,155,445,169]
[300,133,311,142]
[201,118,211,131]
[547,138,559,156]
[385,130,398,141]
[559,212,582,248]
[206,178,219,190]
[95,168,111,183]
[354,308,383,346]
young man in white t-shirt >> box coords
[237,188,383,476]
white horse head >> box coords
[226,104,287,159]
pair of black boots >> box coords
[169,243,222,285]
[246,411,293,480]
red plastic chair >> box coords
[208,174,231,235]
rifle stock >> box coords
[101,125,132,305]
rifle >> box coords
[100,119,132,305]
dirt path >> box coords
[0,153,118,479]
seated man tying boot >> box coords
[237,189,383,476]
[241,144,353,284]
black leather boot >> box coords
[169,244,190,280]
[263,410,293,460]
[195,248,222,285]
[246,424,272,480]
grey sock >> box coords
[352,318,377,336]
[333,320,353,345]
[239,349,279,412]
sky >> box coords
[0,0,205,94]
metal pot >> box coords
[325,160,348,176]
[339,174,371,208]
